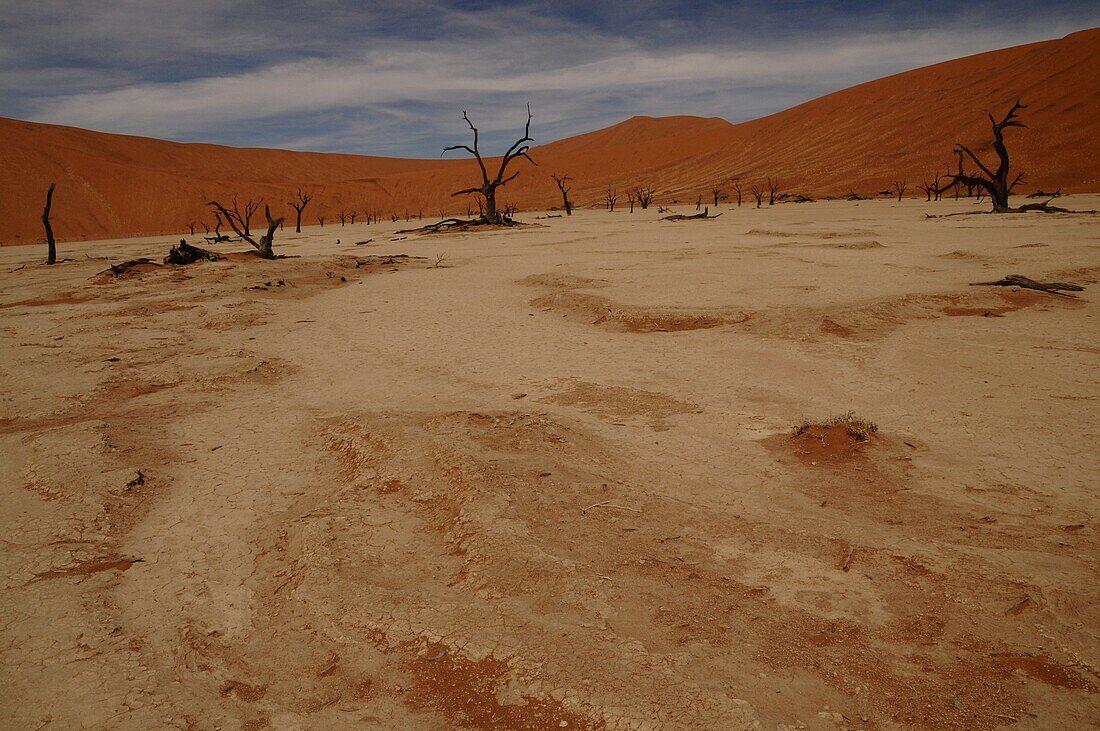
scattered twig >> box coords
[124,471,145,491]
[841,546,855,572]
[582,500,641,514]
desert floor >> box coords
[1,198,1098,730]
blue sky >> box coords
[1,1,1096,157]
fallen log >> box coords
[661,207,722,221]
[970,274,1084,297]
[165,240,225,265]
[97,258,158,277]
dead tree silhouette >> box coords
[711,185,727,206]
[551,174,573,215]
[604,187,620,211]
[288,189,313,233]
[440,104,536,226]
[892,180,908,202]
[208,200,285,258]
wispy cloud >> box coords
[1,1,1096,156]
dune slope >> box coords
[1,28,1097,244]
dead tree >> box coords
[551,174,573,215]
[766,177,781,205]
[733,181,743,207]
[230,196,262,236]
[948,100,1028,213]
[187,222,196,235]
[207,200,284,258]
[442,104,536,225]
[317,215,325,227]
[349,211,359,224]
[42,183,57,265]
[288,189,313,233]
[605,187,620,211]
[338,210,347,226]
[892,180,908,202]
[631,186,655,209]
[627,193,636,213]
[751,185,764,208]
[204,212,232,243]
[711,185,727,207]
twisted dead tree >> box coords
[438,104,536,227]
[207,200,284,258]
[204,212,232,243]
[288,189,313,233]
[711,185,727,206]
[229,196,263,235]
[42,183,57,265]
[317,215,325,227]
[766,177,781,205]
[631,186,655,209]
[946,99,1078,214]
[551,174,573,215]
[627,192,636,213]
[892,180,908,202]
[733,181,743,207]
[605,187,620,211]
[751,185,764,208]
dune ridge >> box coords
[1,28,1098,244]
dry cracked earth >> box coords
[1,198,1098,730]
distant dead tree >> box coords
[766,177,781,205]
[892,180,908,202]
[317,214,325,227]
[288,189,313,233]
[205,212,231,243]
[338,210,347,226]
[42,183,57,265]
[442,104,536,225]
[627,192,636,213]
[604,187,620,211]
[207,200,284,258]
[631,186,655,209]
[732,181,743,207]
[187,221,196,236]
[711,184,727,206]
[751,185,764,208]
[349,211,359,224]
[551,174,573,215]
[230,196,262,236]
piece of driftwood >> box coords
[970,274,1084,296]
[661,207,722,221]
[98,258,157,277]
[165,240,225,265]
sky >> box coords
[1,1,1097,158]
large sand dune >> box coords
[2,29,1098,244]
[1,198,1098,728]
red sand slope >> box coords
[2,29,1097,244]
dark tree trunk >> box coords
[42,183,57,265]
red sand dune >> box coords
[1,29,1097,244]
